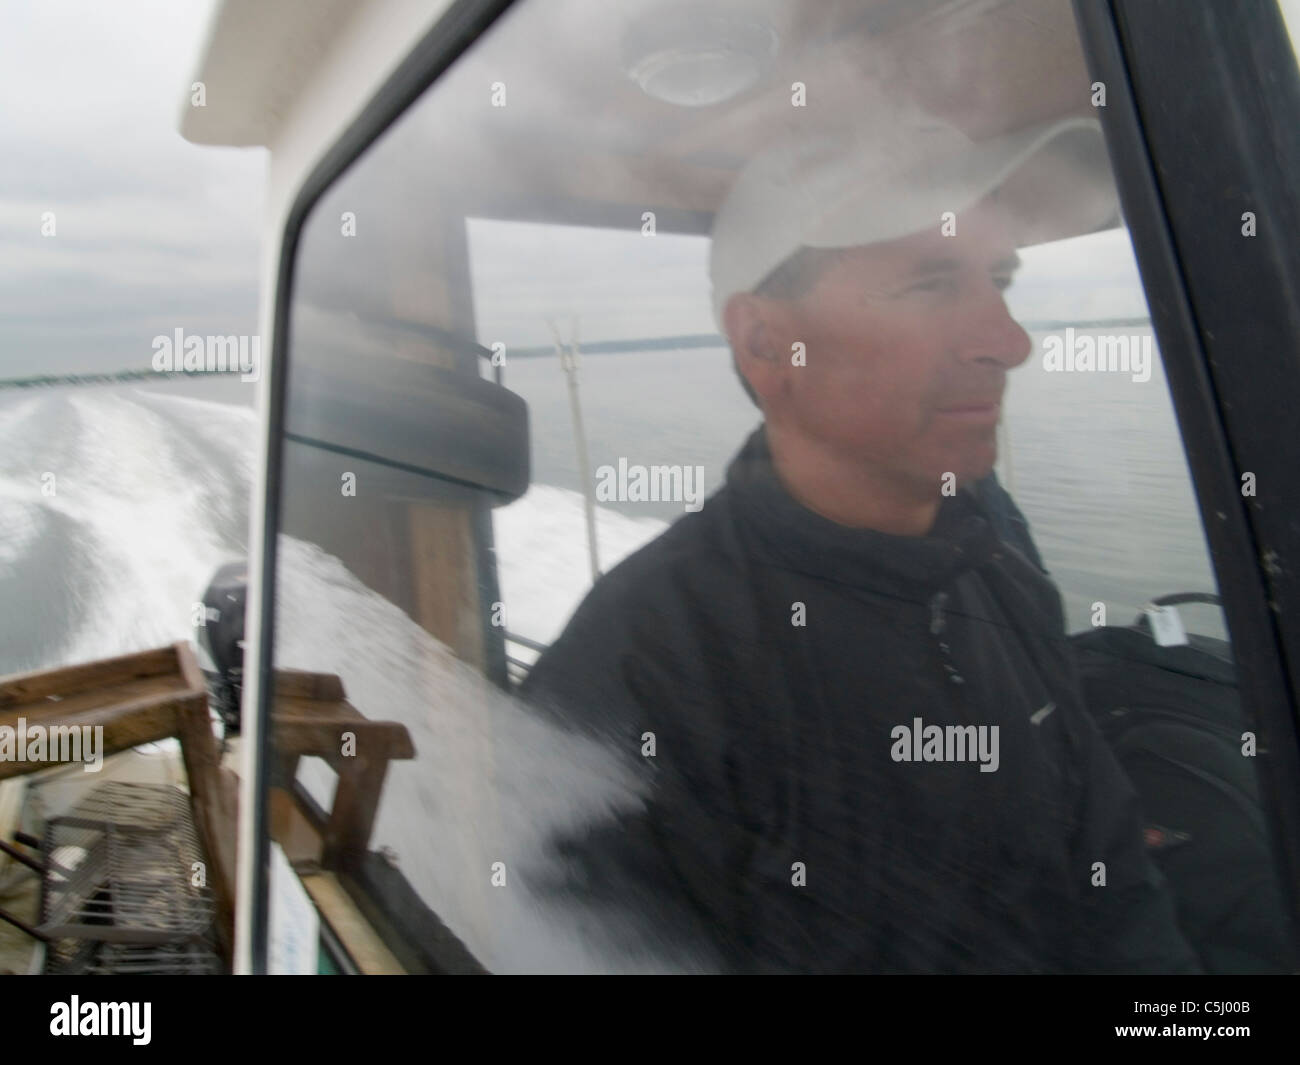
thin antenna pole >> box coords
[549,317,601,581]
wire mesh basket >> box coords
[39,782,221,975]
[52,939,224,976]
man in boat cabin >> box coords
[520,108,1200,973]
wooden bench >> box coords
[270,669,415,867]
[0,642,237,958]
[0,645,416,968]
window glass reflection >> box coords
[270,0,1294,973]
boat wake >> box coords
[1,386,705,971]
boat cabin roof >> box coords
[181,0,1100,235]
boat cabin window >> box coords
[269,0,1295,972]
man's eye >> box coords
[904,277,957,295]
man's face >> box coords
[732,198,1032,490]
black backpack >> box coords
[1070,593,1298,973]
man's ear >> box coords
[724,293,785,403]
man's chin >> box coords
[943,445,998,488]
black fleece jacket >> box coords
[521,426,1200,973]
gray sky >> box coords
[6,0,1294,383]
[0,0,264,380]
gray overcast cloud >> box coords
[0,0,264,380]
[6,0,1262,387]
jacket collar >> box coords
[722,424,1002,599]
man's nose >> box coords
[955,295,1032,368]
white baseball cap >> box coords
[709,112,1120,325]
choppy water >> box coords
[0,383,686,970]
[0,330,1227,967]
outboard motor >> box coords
[196,560,248,736]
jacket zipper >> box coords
[929,588,982,728]
[929,590,967,687]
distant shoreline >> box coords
[502,318,1154,359]
[0,316,1157,389]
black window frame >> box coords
[1074,0,1300,951]
[248,0,1300,972]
